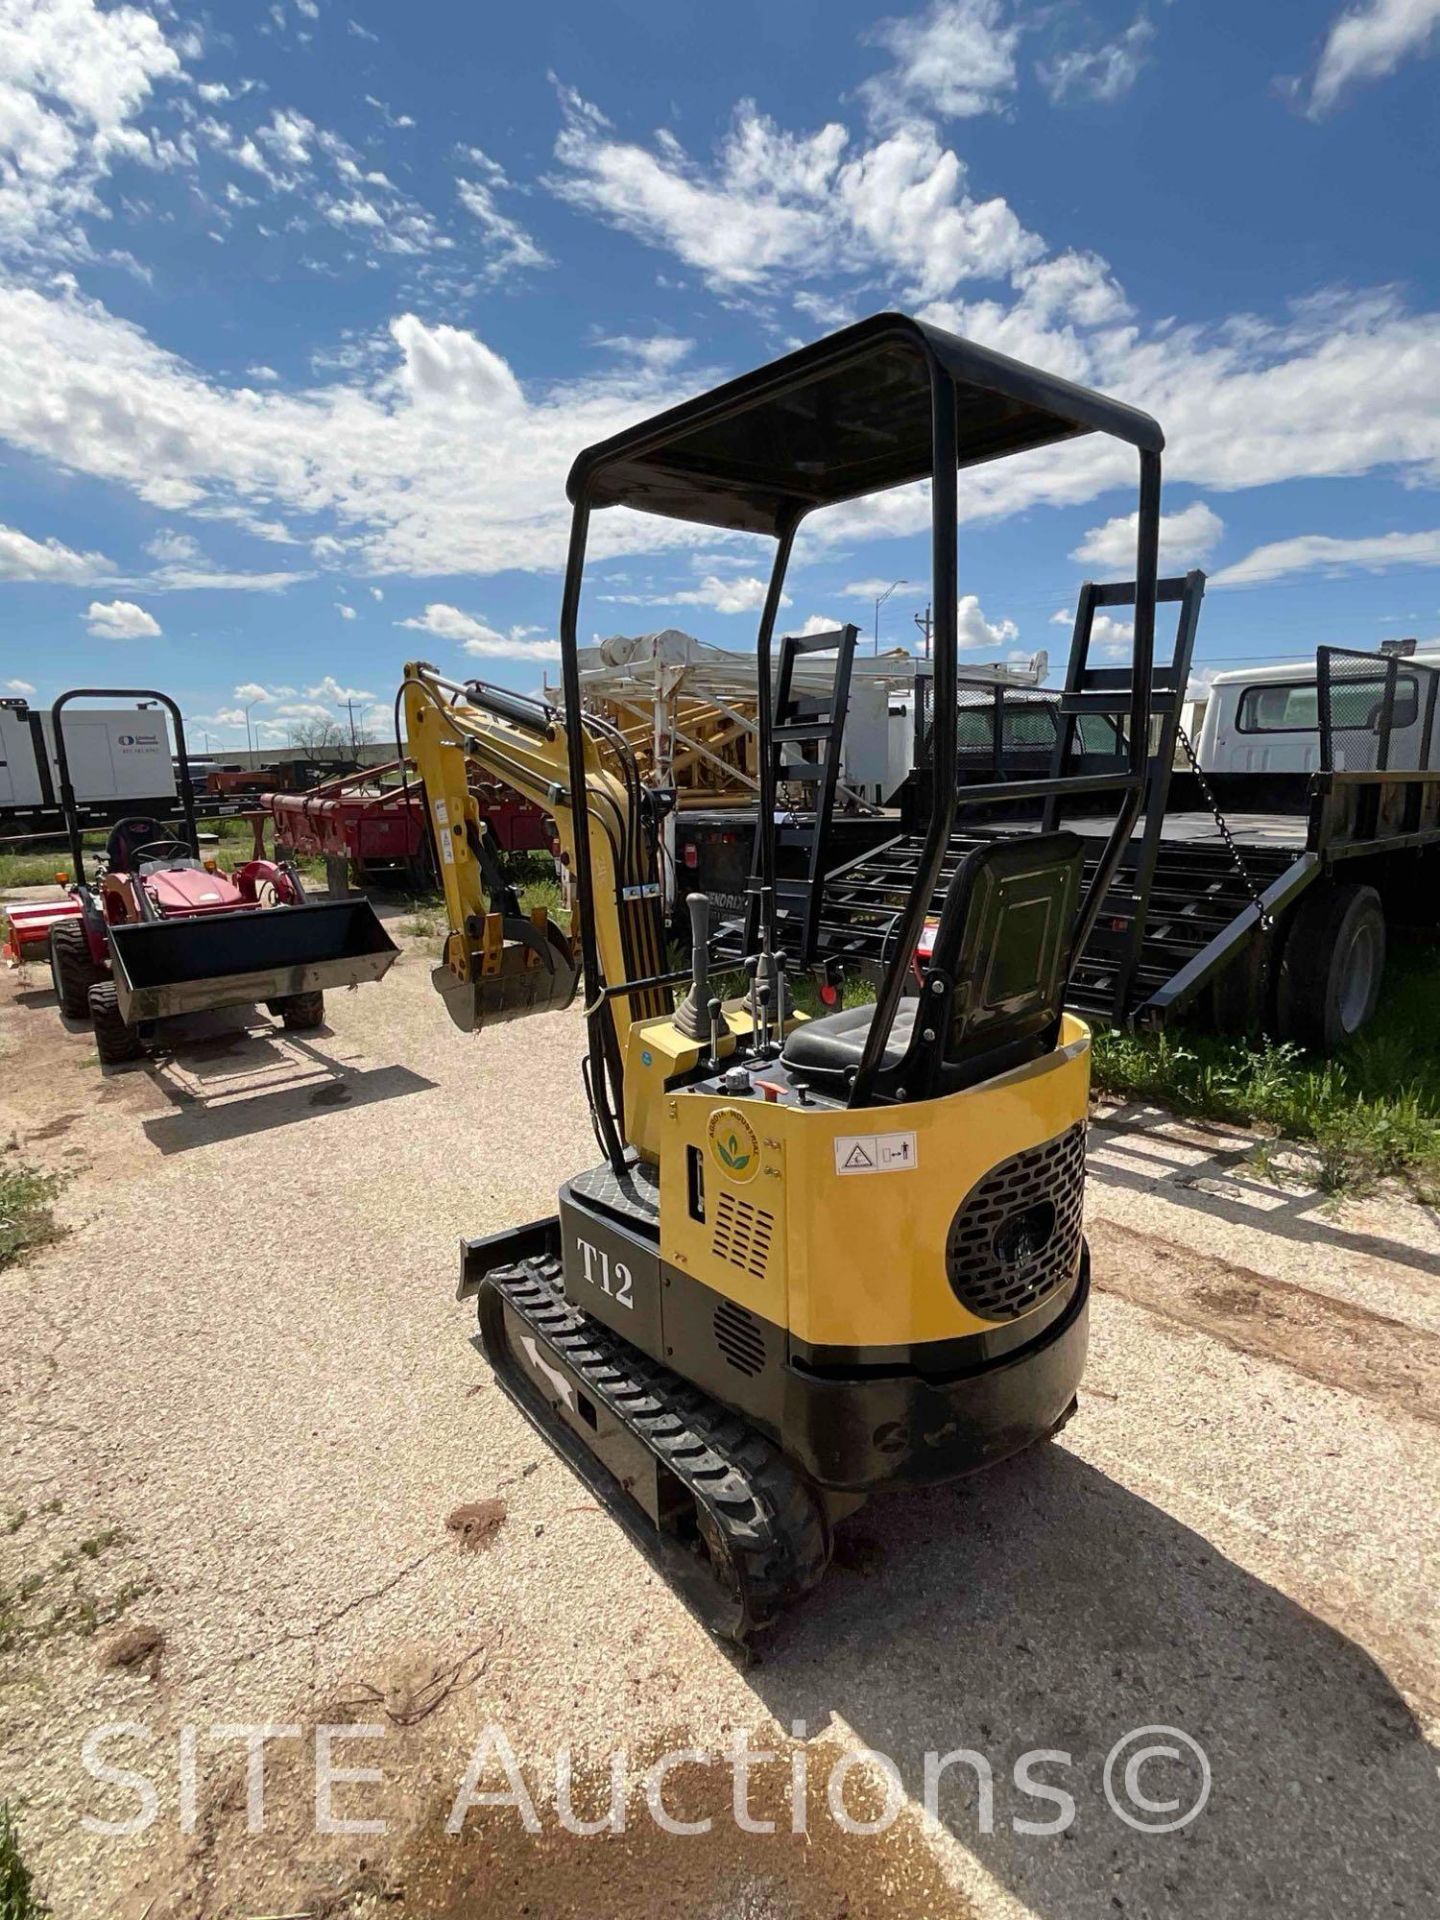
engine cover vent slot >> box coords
[711,1192,774,1281]
[713,1299,767,1377]
[945,1122,1085,1322]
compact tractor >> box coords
[403,314,1164,1638]
[6,689,397,1064]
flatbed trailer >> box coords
[743,581,1440,1049]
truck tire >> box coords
[278,990,325,1031]
[1276,881,1385,1051]
[49,921,102,1019]
[88,982,144,1064]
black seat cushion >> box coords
[782,1000,918,1092]
[106,816,187,873]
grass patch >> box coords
[0,1527,148,1658]
[0,1164,64,1274]
[1091,936,1440,1200]
[0,1805,49,1920]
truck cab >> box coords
[1197,653,1440,774]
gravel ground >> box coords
[1,900,1437,1918]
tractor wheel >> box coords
[88,982,144,1064]
[49,921,102,1019]
[278,990,325,1031]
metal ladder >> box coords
[742,623,860,963]
[1039,571,1205,1022]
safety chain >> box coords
[1176,720,1274,931]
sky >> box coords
[1,0,1439,752]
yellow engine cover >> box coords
[651,1014,1091,1350]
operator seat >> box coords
[782,832,1086,1099]
[106,816,194,874]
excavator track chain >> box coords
[475,1253,831,1642]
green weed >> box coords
[0,1805,49,1920]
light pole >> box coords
[244,699,260,758]
[873,579,908,655]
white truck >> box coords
[1196,651,1440,774]
[0,697,177,824]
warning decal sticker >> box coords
[834,1132,918,1175]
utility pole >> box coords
[913,604,933,659]
[873,579,909,656]
[344,699,359,754]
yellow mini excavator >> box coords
[402,313,1163,1640]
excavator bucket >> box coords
[430,914,580,1032]
[107,899,398,1023]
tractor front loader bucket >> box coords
[107,899,398,1023]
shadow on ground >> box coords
[1090,1102,1440,1281]
[744,1446,1438,1918]
[138,1023,435,1152]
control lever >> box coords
[672,892,712,1042]
[707,996,724,1073]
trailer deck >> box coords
[733,586,1440,1039]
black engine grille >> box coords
[713,1299,767,1376]
[945,1123,1085,1322]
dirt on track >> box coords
[1,904,1438,1919]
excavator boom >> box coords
[400,662,670,1049]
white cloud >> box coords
[272,700,336,724]
[675,574,786,614]
[0,0,182,256]
[1072,501,1224,572]
[306,675,373,702]
[369,586,383,600]
[600,333,693,373]
[860,1,1021,124]
[456,175,550,279]
[842,577,928,600]
[1039,13,1157,105]
[4,677,37,695]
[144,528,201,564]
[0,282,710,578]
[85,597,159,639]
[956,593,1018,650]
[1307,0,1440,114]
[146,566,308,592]
[1211,527,1440,589]
[399,603,562,660]
[233,681,295,703]
[549,87,1042,299]
[793,614,842,637]
[0,520,111,582]
[335,602,357,620]
[1051,607,1135,658]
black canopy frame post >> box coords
[558,312,1165,1129]
[750,512,802,974]
[50,688,198,887]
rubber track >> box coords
[477,1254,831,1641]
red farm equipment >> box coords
[4,689,398,1064]
[261,761,438,891]
[256,761,553,891]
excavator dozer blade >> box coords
[430,916,580,1032]
[107,899,398,1023]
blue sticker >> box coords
[641,1050,653,1066]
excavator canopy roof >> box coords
[567,311,1163,537]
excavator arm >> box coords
[400,662,672,1053]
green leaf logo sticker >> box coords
[707,1106,760,1184]
[717,1132,750,1171]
